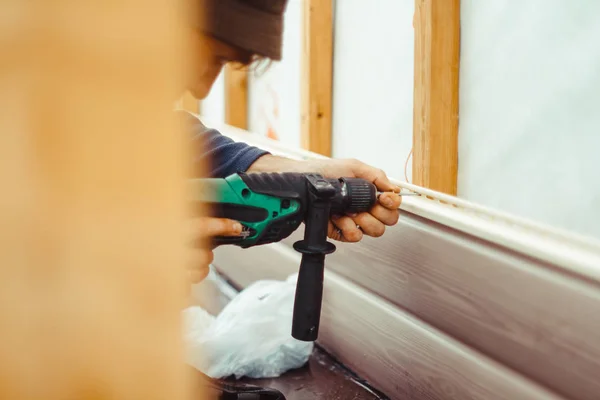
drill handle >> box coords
[291,174,337,341]
[292,253,326,341]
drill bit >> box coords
[377,191,419,197]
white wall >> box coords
[458,0,600,239]
[248,0,302,147]
[331,0,414,181]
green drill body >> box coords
[190,171,378,342]
[190,172,377,249]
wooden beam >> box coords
[413,0,460,195]
[300,0,333,156]
[224,64,248,129]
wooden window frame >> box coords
[412,0,461,195]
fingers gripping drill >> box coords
[190,172,378,341]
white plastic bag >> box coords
[184,273,314,379]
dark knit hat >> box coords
[199,0,289,61]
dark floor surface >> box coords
[233,347,387,400]
[191,346,387,399]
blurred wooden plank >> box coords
[413,0,460,194]
[0,1,198,399]
[224,64,248,129]
[213,245,563,400]
[300,0,333,156]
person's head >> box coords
[187,0,288,99]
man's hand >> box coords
[314,158,402,242]
[188,217,242,283]
[248,155,402,242]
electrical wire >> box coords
[404,148,413,183]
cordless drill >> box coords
[189,172,378,342]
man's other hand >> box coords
[314,158,402,242]
[188,217,242,283]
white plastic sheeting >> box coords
[200,70,225,124]
[458,0,600,239]
[247,0,302,147]
[185,272,313,379]
[331,0,414,180]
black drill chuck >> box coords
[329,177,377,215]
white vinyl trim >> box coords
[199,118,600,282]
